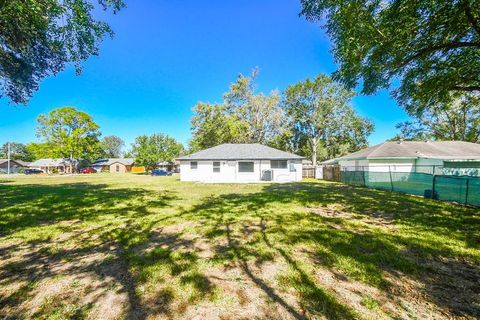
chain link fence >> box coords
[339,165,480,207]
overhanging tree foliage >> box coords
[300,0,480,114]
[0,0,124,104]
[283,74,374,165]
[394,93,480,142]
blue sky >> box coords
[0,0,410,149]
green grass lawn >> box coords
[0,174,479,319]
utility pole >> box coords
[7,142,11,175]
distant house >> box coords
[0,159,29,174]
[91,158,134,173]
[157,160,179,172]
[323,141,480,175]
[29,159,77,174]
[176,143,304,183]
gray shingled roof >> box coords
[91,158,135,166]
[30,158,76,167]
[177,144,304,160]
[0,159,29,167]
[328,141,480,163]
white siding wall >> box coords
[339,158,447,173]
[339,159,416,172]
[368,159,416,172]
[179,160,302,183]
[415,158,444,174]
[339,160,369,171]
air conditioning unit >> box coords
[261,170,273,181]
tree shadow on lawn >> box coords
[182,181,480,318]
[0,182,176,236]
[1,180,479,319]
[0,182,214,319]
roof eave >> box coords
[176,157,305,161]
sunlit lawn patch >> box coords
[0,174,479,319]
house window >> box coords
[213,162,220,172]
[238,162,254,173]
[116,164,120,172]
[190,161,198,170]
[289,163,296,172]
[271,160,288,169]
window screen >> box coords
[238,162,254,173]
[190,161,198,169]
[271,160,288,169]
[213,161,220,172]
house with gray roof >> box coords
[176,143,304,183]
[29,158,77,174]
[91,158,135,173]
[323,141,480,175]
[0,159,30,174]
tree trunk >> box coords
[70,151,74,174]
[310,137,318,178]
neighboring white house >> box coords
[176,143,304,183]
[322,141,480,175]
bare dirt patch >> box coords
[309,204,396,229]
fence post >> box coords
[465,178,470,205]
[362,166,366,187]
[389,166,394,191]
[432,175,436,199]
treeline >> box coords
[2,71,376,167]
[1,107,183,169]
[190,70,374,165]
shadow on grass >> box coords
[181,181,480,318]
[0,182,176,236]
[0,182,212,319]
[1,179,479,318]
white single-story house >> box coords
[322,141,480,175]
[176,143,304,183]
[29,158,77,174]
[91,158,135,173]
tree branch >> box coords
[396,41,480,69]
[450,85,480,92]
[462,0,480,37]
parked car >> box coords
[151,169,172,176]
[81,167,97,174]
[25,169,43,175]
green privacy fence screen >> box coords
[340,170,480,207]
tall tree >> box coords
[131,133,183,169]
[100,135,125,158]
[190,103,247,151]
[0,0,124,104]
[36,107,101,168]
[300,0,480,114]
[283,74,374,166]
[190,69,285,150]
[394,94,480,142]
[0,142,34,161]
[223,68,284,144]
[25,142,59,160]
